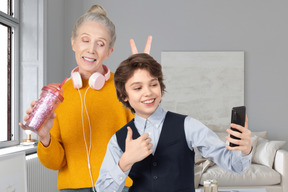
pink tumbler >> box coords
[25,82,64,133]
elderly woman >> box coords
[20,4,151,192]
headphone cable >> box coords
[77,87,95,191]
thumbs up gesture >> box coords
[119,126,153,172]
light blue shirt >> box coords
[95,106,252,192]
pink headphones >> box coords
[71,65,111,90]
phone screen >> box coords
[229,106,246,147]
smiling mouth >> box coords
[142,99,155,104]
[83,56,96,62]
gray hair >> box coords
[72,4,116,48]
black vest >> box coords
[116,111,195,192]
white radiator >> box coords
[26,153,59,192]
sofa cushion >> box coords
[214,131,268,142]
[252,137,286,168]
[194,147,203,162]
[214,131,267,145]
[200,164,281,186]
[251,131,268,139]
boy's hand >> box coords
[225,116,252,155]
[19,100,55,147]
[130,36,152,54]
[119,126,153,172]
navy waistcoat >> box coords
[116,111,195,192]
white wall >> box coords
[46,0,65,84]
[46,0,288,150]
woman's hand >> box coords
[19,100,55,147]
[130,35,152,54]
[225,116,252,155]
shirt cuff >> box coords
[109,163,129,186]
[241,147,253,159]
[240,147,253,170]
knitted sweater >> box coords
[37,73,134,190]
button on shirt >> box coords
[135,110,165,155]
[95,106,252,192]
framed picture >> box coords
[161,51,244,131]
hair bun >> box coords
[87,4,107,17]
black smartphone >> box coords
[229,106,246,147]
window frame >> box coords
[0,0,20,148]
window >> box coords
[0,0,11,15]
[0,0,20,148]
[0,23,11,142]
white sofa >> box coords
[195,131,288,192]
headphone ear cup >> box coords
[89,72,105,90]
[71,71,83,89]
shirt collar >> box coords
[134,105,167,131]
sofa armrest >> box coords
[274,149,288,192]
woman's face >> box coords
[71,20,113,78]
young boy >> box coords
[95,53,252,192]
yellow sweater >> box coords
[37,73,134,190]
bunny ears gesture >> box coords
[130,35,152,54]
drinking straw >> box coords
[58,77,68,90]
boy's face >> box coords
[124,69,162,119]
